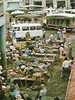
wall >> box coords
[0,16,5,27]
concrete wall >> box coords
[0,16,5,26]
[0,1,5,26]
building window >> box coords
[7,2,19,10]
[46,3,53,8]
[25,0,29,5]
[46,0,53,8]
[37,26,42,30]
[30,26,35,30]
[34,1,42,5]
[22,27,29,31]
[14,27,20,31]
[57,1,65,8]
[70,0,75,8]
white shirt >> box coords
[10,45,15,50]
[40,87,47,96]
[62,60,70,68]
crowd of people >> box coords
[0,27,74,100]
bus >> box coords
[11,23,44,39]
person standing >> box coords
[62,28,66,39]
[62,57,71,80]
[68,43,72,59]
[6,30,12,41]
[59,44,65,63]
[12,30,16,39]
[57,29,62,40]
[12,30,16,44]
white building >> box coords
[20,0,72,9]
[4,0,75,12]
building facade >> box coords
[20,0,73,9]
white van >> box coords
[11,23,43,39]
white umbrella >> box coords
[11,10,24,15]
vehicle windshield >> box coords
[13,27,20,31]
[22,26,29,31]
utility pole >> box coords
[0,26,7,68]
[0,0,7,69]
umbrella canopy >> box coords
[11,10,24,15]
